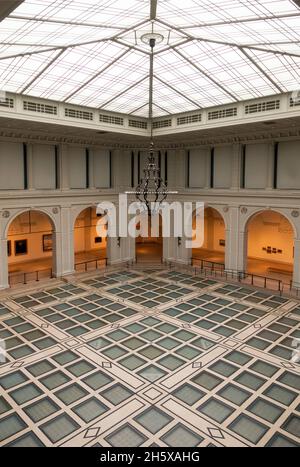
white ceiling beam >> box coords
[156,17,300,59]
[182,12,300,29]
[173,48,239,102]
[9,14,126,29]
[99,76,149,109]
[239,49,284,93]
[20,49,65,94]
[63,49,131,102]
[154,75,202,108]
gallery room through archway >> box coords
[192,207,226,266]
[7,210,55,284]
[74,207,107,269]
[246,210,294,282]
[135,213,163,263]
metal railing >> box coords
[165,257,300,299]
[74,257,108,273]
[8,268,53,287]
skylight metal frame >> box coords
[0,0,298,117]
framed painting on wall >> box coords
[15,239,28,256]
[43,234,53,252]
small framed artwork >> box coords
[95,237,102,244]
[43,234,53,252]
[219,239,226,247]
[7,240,11,257]
[15,239,28,256]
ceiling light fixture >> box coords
[134,28,169,215]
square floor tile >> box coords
[157,337,181,350]
[0,396,12,415]
[24,397,60,422]
[10,383,42,405]
[67,360,95,377]
[52,350,78,366]
[0,414,27,442]
[229,415,268,444]
[0,371,28,389]
[172,384,205,405]
[135,407,173,434]
[209,361,238,377]
[263,383,297,406]
[138,345,165,360]
[27,360,56,377]
[122,337,146,350]
[281,415,300,438]
[158,355,185,371]
[235,371,266,391]
[55,383,88,405]
[105,424,147,447]
[82,371,113,390]
[40,371,71,390]
[6,432,45,447]
[198,398,235,423]
[175,346,202,360]
[218,384,251,405]
[102,345,127,360]
[192,371,223,390]
[118,355,146,370]
[138,365,167,382]
[247,398,284,423]
[161,423,203,447]
[278,372,300,391]
[100,384,133,405]
[72,397,108,422]
[249,361,279,378]
[40,414,79,443]
[225,351,252,366]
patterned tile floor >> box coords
[0,269,299,447]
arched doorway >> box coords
[74,207,107,269]
[246,210,294,281]
[192,207,226,265]
[136,214,163,263]
[7,210,55,284]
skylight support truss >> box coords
[63,49,131,102]
[0,0,298,117]
[154,76,202,109]
[239,49,284,93]
[99,76,150,110]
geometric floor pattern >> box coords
[0,269,299,447]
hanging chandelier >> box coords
[135,31,169,215]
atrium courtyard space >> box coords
[0,0,300,451]
[0,267,299,447]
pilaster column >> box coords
[53,206,74,277]
[0,237,9,289]
[26,144,35,190]
[292,238,300,288]
[225,206,246,272]
[60,145,70,190]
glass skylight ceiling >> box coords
[0,0,299,117]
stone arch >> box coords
[5,208,58,286]
[73,205,109,269]
[192,206,226,265]
[243,208,295,280]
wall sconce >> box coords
[117,237,121,247]
[178,237,182,247]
